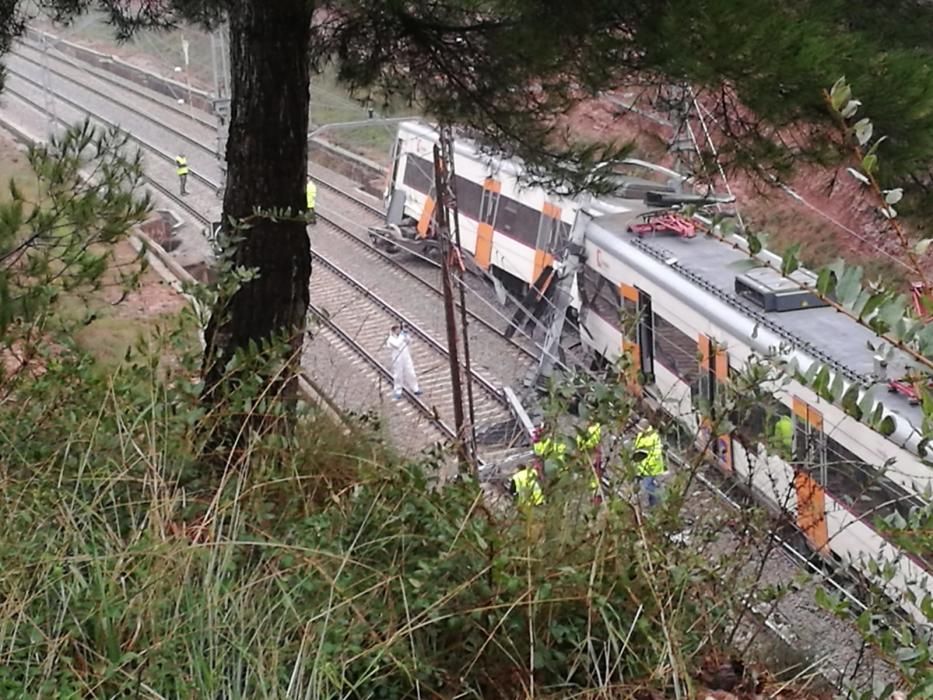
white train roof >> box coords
[397,120,686,214]
[586,210,931,460]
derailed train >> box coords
[377,120,932,621]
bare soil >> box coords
[569,90,929,286]
[0,130,187,369]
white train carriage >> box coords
[381,121,684,292]
[376,122,931,620]
[579,208,932,620]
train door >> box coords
[698,334,733,472]
[386,138,403,203]
[385,146,407,225]
[636,289,655,383]
[619,284,641,393]
[791,397,829,552]
[475,179,501,269]
[533,203,564,281]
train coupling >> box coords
[367,224,405,253]
[367,224,440,257]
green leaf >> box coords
[862,154,878,175]
[873,296,907,333]
[916,323,933,356]
[829,77,851,111]
[746,232,762,255]
[858,292,887,321]
[864,135,888,159]
[842,385,863,419]
[781,244,800,276]
[816,267,835,296]
[830,372,845,401]
[836,266,864,309]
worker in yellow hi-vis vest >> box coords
[175,155,188,196]
[306,178,318,225]
[576,422,604,503]
[633,419,665,507]
[532,424,567,478]
[510,464,544,509]
[771,414,794,461]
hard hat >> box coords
[637,418,651,432]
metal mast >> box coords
[440,126,478,463]
[209,25,230,196]
[432,128,475,475]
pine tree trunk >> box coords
[202,0,314,411]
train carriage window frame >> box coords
[494,196,540,248]
[792,400,827,480]
[480,186,500,225]
[453,174,483,221]
[581,268,621,330]
[402,154,435,196]
[652,312,701,387]
[537,210,570,253]
[636,288,655,384]
[823,434,921,525]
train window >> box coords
[537,215,570,252]
[637,289,655,383]
[496,199,518,234]
[480,188,499,224]
[389,139,403,192]
[453,175,483,221]
[581,268,620,328]
[515,204,542,247]
[823,436,920,525]
[494,197,540,247]
[794,411,826,475]
[732,394,792,453]
[653,312,700,386]
[402,154,435,195]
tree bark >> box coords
[202,0,314,411]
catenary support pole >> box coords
[440,126,478,466]
[432,142,470,472]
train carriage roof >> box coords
[586,210,929,454]
[397,120,684,209]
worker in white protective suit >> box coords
[385,324,421,400]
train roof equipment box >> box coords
[734,266,829,312]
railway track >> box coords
[0,38,903,691]
[310,241,521,442]
[1,52,529,459]
[8,41,548,370]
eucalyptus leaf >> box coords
[837,266,864,309]
[853,118,873,146]
[829,78,851,111]
[840,99,861,118]
[781,244,800,276]
[883,188,903,205]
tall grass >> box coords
[0,322,788,698]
